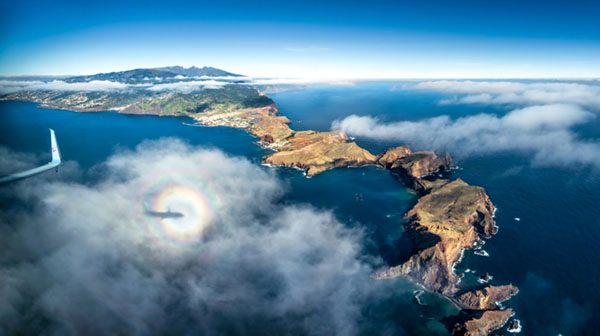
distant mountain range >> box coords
[156,66,242,78]
[63,66,242,83]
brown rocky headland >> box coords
[449,308,515,336]
[455,285,519,310]
[372,146,515,335]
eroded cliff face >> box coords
[245,105,295,142]
[450,309,514,336]
[262,130,376,176]
[455,285,519,310]
[372,149,516,335]
[377,145,412,166]
[376,146,454,192]
[375,240,459,294]
[374,179,496,294]
[407,179,497,239]
[377,147,453,177]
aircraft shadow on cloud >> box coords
[144,205,185,219]
[0,129,62,185]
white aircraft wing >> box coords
[50,128,61,164]
[0,129,62,184]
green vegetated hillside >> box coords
[1,84,273,115]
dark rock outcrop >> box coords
[378,147,453,178]
[377,147,453,192]
[377,145,412,167]
[479,272,490,283]
[260,134,274,143]
[507,319,522,333]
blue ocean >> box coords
[1,82,599,335]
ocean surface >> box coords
[2,82,600,335]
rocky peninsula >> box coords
[195,95,518,335]
[193,102,376,176]
[372,146,517,335]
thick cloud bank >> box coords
[0,139,385,335]
[413,80,600,108]
[332,104,600,170]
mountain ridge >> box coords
[155,66,242,78]
[63,66,242,83]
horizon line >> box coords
[0,74,598,81]
[1,64,599,81]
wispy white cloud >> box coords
[413,80,600,109]
[192,75,250,81]
[249,77,355,86]
[0,76,360,95]
[30,80,132,91]
[146,80,228,92]
[0,79,137,94]
[0,79,234,94]
[332,104,600,170]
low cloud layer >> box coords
[146,80,228,92]
[250,78,356,86]
[0,79,232,94]
[0,139,389,335]
[412,80,600,109]
[332,104,600,170]
[0,79,135,94]
[0,77,356,95]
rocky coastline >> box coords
[372,146,517,335]
[197,101,519,335]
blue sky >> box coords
[1,0,599,78]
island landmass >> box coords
[0,67,518,335]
